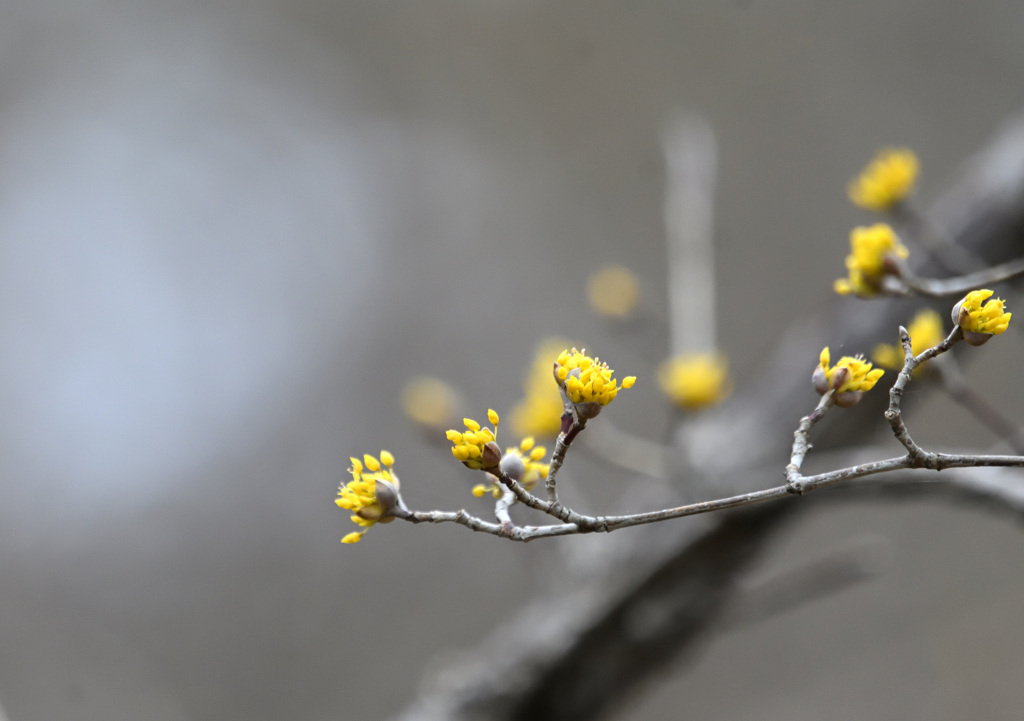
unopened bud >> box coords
[834,391,863,408]
[499,451,525,481]
[962,330,992,346]
[371,478,401,521]
[574,401,602,419]
[481,441,503,470]
[881,253,904,277]
[952,298,971,328]
[811,365,829,395]
[829,366,850,394]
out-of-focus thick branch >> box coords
[391,110,1024,721]
[663,114,717,356]
[396,506,799,721]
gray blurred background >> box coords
[1,1,1024,719]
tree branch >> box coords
[391,108,1024,721]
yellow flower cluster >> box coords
[658,353,731,410]
[472,437,550,499]
[555,348,636,407]
[401,376,460,431]
[872,309,945,370]
[816,347,885,397]
[587,265,640,319]
[447,410,501,470]
[336,451,399,544]
[511,339,571,438]
[848,147,919,211]
[952,289,1011,345]
[834,223,909,297]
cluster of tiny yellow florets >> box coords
[952,289,1012,345]
[555,348,636,407]
[511,339,572,438]
[872,309,945,371]
[848,147,919,211]
[834,223,910,297]
[336,451,399,544]
[447,410,501,470]
[472,436,550,499]
[657,353,731,410]
[814,347,885,404]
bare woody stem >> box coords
[544,377,587,505]
[785,392,836,492]
[545,414,585,504]
[892,200,981,274]
[400,442,1024,541]
[396,324,1024,543]
[401,506,579,542]
[894,255,1024,297]
[883,325,962,456]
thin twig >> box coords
[400,322,1024,542]
[785,392,836,489]
[894,255,1024,297]
[493,486,515,528]
[892,200,981,274]
[882,325,963,456]
[403,450,1024,542]
[544,381,586,505]
[402,507,579,542]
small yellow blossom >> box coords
[555,348,636,409]
[658,353,731,410]
[834,223,909,297]
[336,451,401,544]
[872,309,945,370]
[473,437,550,499]
[952,289,1011,345]
[447,411,501,470]
[848,147,919,211]
[511,339,572,438]
[814,347,885,404]
[401,377,460,431]
[588,265,641,318]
